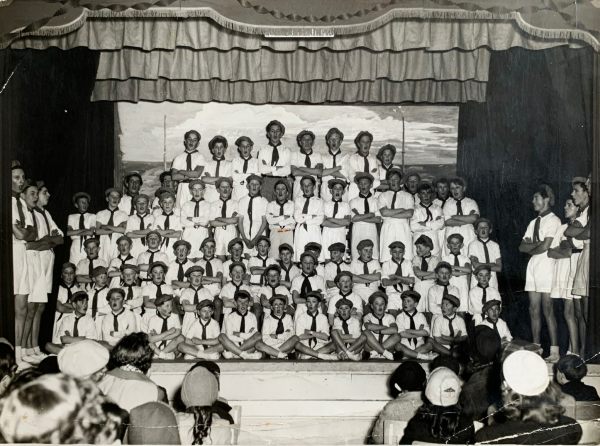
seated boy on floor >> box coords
[294,291,338,360]
[391,290,434,361]
[142,294,183,360]
[427,261,460,317]
[179,265,213,334]
[219,261,252,318]
[381,241,415,317]
[330,298,364,361]
[100,288,138,348]
[361,291,397,360]
[179,299,222,360]
[46,291,98,354]
[476,299,512,347]
[430,294,467,357]
[119,264,144,318]
[258,264,293,317]
[255,295,298,359]
[219,290,262,359]
[327,271,364,326]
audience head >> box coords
[389,361,426,398]
[181,365,219,445]
[554,354,587,384]
[430,355,461,376]
[425,367,462,407]
[0,344,15,396]
[472,325,501,365]
[108,332,154,374]
[127,402,180,445]
[58,340,109,382]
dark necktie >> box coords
[237,311,246,333]
[452,253,460,267]
[335,261,342,276]
[421,255,430,272]
[455,198,463,216]
[138,214,146,246]
[478,238,491,263]
[129,198,135,216]
[487,317,499,335]
[274,314,285,335]
[376,316,384,343]
[445,316,455,337]
[330,149,339,168]
[304,152,311,168]
[361,155,369,173]
[309,311,318,347]
[88,258,94,280]
[439,282,449,298]
[405,310,417,346]
[242,157,250,173]
[205,259,213,277]
[12,192,25,225]
[269,285,278,299]
[158,311,169,348]
[270,143,280,166]
[64,283,74,302]
[422,203,433,222]
[155,282,164,299]
[257,255,267,285]
[193,199,201,218]
[113,309,124,332]
[107,208,116,228]
[213,157,223,177]
[148,250,155,268]
[163,212,173,247]
[362,260,369,275]
[200,319,208,340]
[177,262,185,282]
[192,287,200,305]
[126,285,134,300]
[360,193,371,214]
[393,260,403,292]
[119,255,133,267]
[300,272,314,295]
[333,200,340,217]
[342,318,350,335]
[279,201,285,217]
[79,213,86,248]
[302,195,311,230]
[29,209,38,238]
[35,208,50,235]
[533,216,541,243]
[248,196,256,234]
[73,316,81,337]
[221,199,228,218]
[186,150,198,171]
[478,284,487,304]
[391,191,397,210]
[279,261,291,282]
[92,286,105,319]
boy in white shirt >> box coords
[136,230,169,281]
[180,179,211,260]
[427,261,460,317]
[430,294,467,357]
[153,190,182,259]
[331,298,363,361]
[327,271,363,326]
[101,288,137,347]
[293,291,337,360]
[258,265,292,317]
[442,234,471,313]
[266,180,295,258]
[476,299,512,346]
[381,241,415,317]
[291,251,326,316]
[361,291,397,360]
[350,239,381,305]
[107,235,136,288]
[256,295,298,359]
[46,291,98,354]
[67,192,95,265]
[238,174,269,254]
[219,290,262,359]
[392,290,434,361]
[178,299,222,360]
[142,294,183,359]
[125,194,154,258]
[468,264,502,322]
[219,261,252,318]
[179,265,214,334]
[412,235,439,313]
[468,218,502,289]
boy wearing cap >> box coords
[266,180,295,258]
[476,299,512,344]
[96,188,128,263]
[291,251,326,316]
[378,168,415,263]
[153,191,182,259]
[427,262,461,316]
[209,177,239,258]
[220,261,252,317]
[238,174,269,255]
[441,177,480,256]
[323,242,351,301]
[87,266,110,333]
[136,230,169,281]
[107,235,136,288]
[519,185,561,361]
[331,298,364,360]
[167,240,196,293]
[350,173,382,260]
[119,172,143,215]
[412,235,439,313]
[468,218,502,289]
[201,135,232,202]
[392,290,434,361]
[347,131,380,201]
[119,264,144,316]
[248,236,277,289]
[219,290,262,359]
[76,238,108,289]
[381,241,415,317]
[327,271,363,326]
[468,264,502,320]
[256,295,298,359]
[361,292,397,360]
[179,265,214,333]
[322,180,351,254]
[430,294,467,356]
[231,136,259,200]
[222,238,248,282]
[293,176,324,261]
[52,262,81,343]
[376,144,401,186]
[278,243,301,287]
[259,265,292,317]
[304,242,326,277]
[47,291,98,354]
[151,170,177,213]
[411,183,444,257]
[67,191,96,265]
[197,238,224,298]
[258,120,291,178]
[294,291,337,360]
[179,299,222,360]
[442,233,471,313]
[142,261,174,313]
[290,130,324,200]
[101,288,138,347]
[351,239,381,305]
[181,179,211,260]
[171,130,206,208]
[143,294,183,359]
[126,194,155,258]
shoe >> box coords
[184,354,197,360]
[223,351,236,359]
[346,352,361,361]
[545,352,560,363]
[157,351,175,360]
[21,354,41,365]
[32,352,48,361]
[245,351,262,360]
[370,351,384,359]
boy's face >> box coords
[126,176,142,195]
[272,299,285,317]
[75,197,89,213]
[356,135,371,156]
[85,242,100,259]
[73,298,89,315]
[301,256,315,274]
[274,183,289,202]
[38,187,50,208]
[117,239,131,256]
[122,270,137,285]
[135,198,148,214]
[189,271,203,287]
[267,124,283,144]
[381,149,394,165]
[279,249,292,264]
[401,296,417,312]
[301,179,315,197]
[247,179,262,197]
[218,181,232,199]
[327,133,342,151]
[436,182,449,199]
[23,187,38,209]
[532,192,548,213]
[358,178,372,195]
[330,183,344,201]
[475,221,491,239]
[266,270,280,287]
[191,184,205,201]
[371,296,386,317]
[157,300,172,317]
[447,237,463,255]
[338,275,353,293]
[229,243,243,260]
[390,246,405,262]
[450,182,465,200]
[436,267,451,284]
[236,297,250,314]
[485,304,500,322]
[359,246,373,262]
[337,304,352,320]
[415,243,431,257]
[202,242,216,259]
[198,306,213,321]
[257,240,270,256]
[230,265,244,283]
[93,273,108,287]
[299,134,314,152]
[175,245,189,262]
[330,249,343,263]
[388,173,402,191]
[441,299,456,317]
[147,234,161,250]
[476,269,491,287]
[106,191,121,209]
[162,175,175,191]
[151,267,165,283]
[306,296,320,313]
[406,175,420,194]
[62,267,75,285]
[109,293,124,313]
[211,142,226,159]
[160,196,175,214]
[418,188,433,205]
[238,140,253,158]
[184,133,200,152]
[11,168,25,193]
[571,184,588,206]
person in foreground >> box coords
[475,350,582,444]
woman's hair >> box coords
[502,381,565,424]
[414,399,463,441]
[0,374,118,444]
[188,405,214,445]
[0,344,15,381]
[108,332,154,374]
[555,354,587,382]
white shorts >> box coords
[525,254,555,294]
[12,242,30,295]
[26,250,48,303]
[262,335,285,350]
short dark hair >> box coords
[208,135,228,151]
[555,354,587,382]
[159,171,172,183]
[184,130,201,141]
[108,333,154,374]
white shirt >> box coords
[294,310,330,347]
[522,212,562,257]
[238,195,269,238]
[180,199,212,229]
[347,153,380,182]
[442,197,480,221]
[219,282,252,314]
[427,282,460,315]
[203,158,232,180]
[332,316,362,339]
[378,190,414,221]
[142,311,181,347]
[141,282,174,300]
[381,259,414,294]
[350,258,381,292]
[328,290,364,316]
[184,317,220,340]
[477,317,512,341]
[231,156,260,190]
[101,309,138,346]
[261,313,295,343]
[468,285,502,315]
[221,310,259,343]
[349,194,380,218]
[126,213,154,233]
[293,195,324,227]
[171,150,207,172]
[34,207,63,238]
[257,143,292,176]
[266,200,296,230]
[395,310,429,349]
[57,313,98,341]
[323,261,352,286]
[363,313,396,343]
[247,255,277,285]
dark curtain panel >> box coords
[590,51,600,359]
[457,46,595,357]
[0,48,114,344]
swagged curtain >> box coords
[9,14,590,104]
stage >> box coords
[149,360,600,444]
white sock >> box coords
[33,347,42,354]
[24,348,34,356]
[550,345,559,353]
[317,353,329,360]
[15,347,22,360]
[277,352,287,359]
[382,350,394,360]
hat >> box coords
[474,217,493,230]
[425,367,461,407]
[278,243,294,253]
[442,293,460,308]
[300,175,316,186]
[146,229,162,240]
[503,350,549,396]
[200,237,216,248]
[334,271,353,283]
[368,291,388,305]
[104,187,122,198]
[154,187,169,198]
[299,251,317,262]
[305,242,322,252]
[327,178,347,189]
[116,235,132,245]
[482,299,501,314]
[273,179,290,191]
[83,237,100,248]
[125,171,142,182]
[185,265,205,277]
[71,290,88,302]
[159,190,176,201]
[196,299,214,310]
[263,264,281,276]
[304,291,323,301]
[328,242,345,253]
[401,290,421,302]
[246,173,263,184]
[181,366,219,408]
[474,325,501,363]
[269,294,287,306]
[149,261,168,273]
[335,298,353,309]
[354,172,374,184]
[388,241,405,250]
[255,235,271,246]
[474,264,491,275]
[228,238,244,251]
[296,129,315,143]
[572,176,588,185]
[435,261,452,273]
[172,239,192,252]
[133,193,150,204]
[390,361,426,393]
[154,294,174,307]
[386,167,403,181]
[228,261,246,272]
[414,234,434,249]
[188,178,205,189]
[357,239,374,251]
[58,340,109,379]
[61,262,76,272]
[72,191,91,204]
[215,177,234,188]
[128,402,181,445]
[120,263,139,273]
[377,144,396,159]
[234,290,252,301]
[91,266,108,277]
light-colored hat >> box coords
[57,340,109,379]
[425,367,461,407]
[503,350,549,396]
[181,367,219,408]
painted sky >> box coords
[118,103,458,165]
